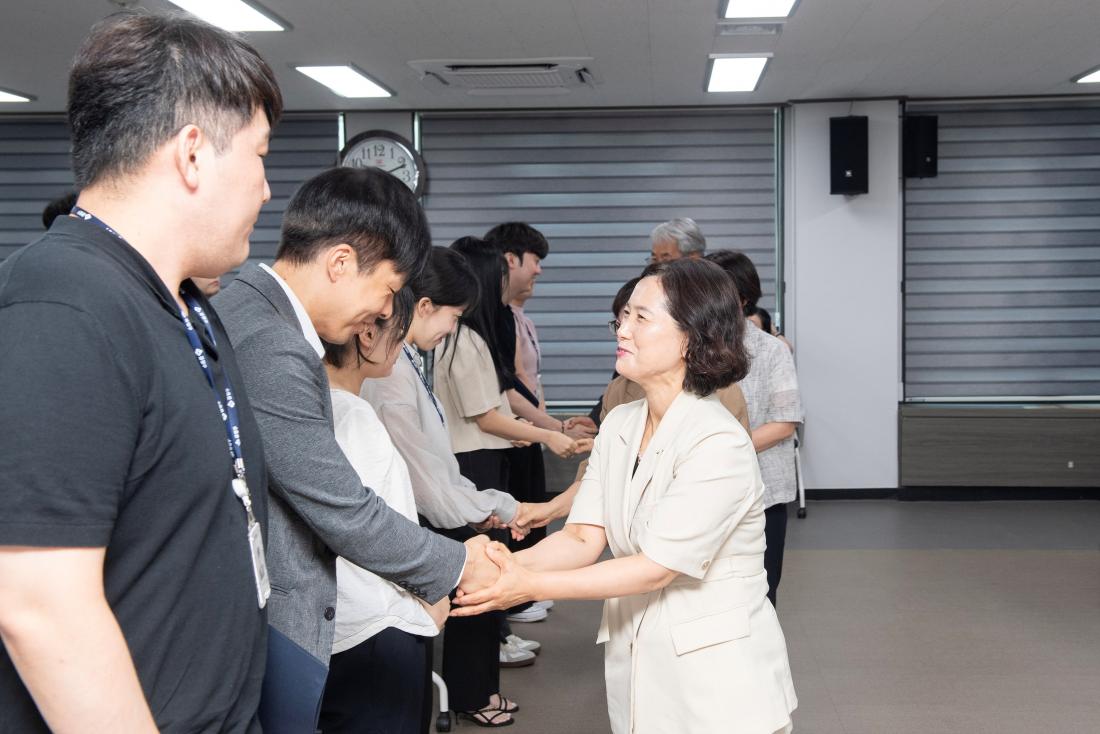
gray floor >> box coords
[437,500,1100,733]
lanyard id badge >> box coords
[73,205,270,608]
[234,477,271,608]
[181,295,272,610]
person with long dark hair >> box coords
[433,237,583,492]
[364,247,559,727]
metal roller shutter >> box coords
[0,114,338,270]
[419,109,779,406]
[244,114,340,269]
[905,101,1100,400]
[0,117,74,261]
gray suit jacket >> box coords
[213,264,465,664]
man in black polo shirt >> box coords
[0,12,282,733]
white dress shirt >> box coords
[258,262,324,359]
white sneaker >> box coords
[499,640,536,668]
[506,605,548,623]
[531,600,555,612]
[505,633,541,656]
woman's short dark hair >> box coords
[705,249,761,315]
[484,222,550,260]
[412,246,480,311]
[645,259,750,396]
[611,276,641,317]
[69,11,283,188]
[277,167,430,279]
[322,286,414,369]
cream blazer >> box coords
[568,390,797,734]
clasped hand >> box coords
[452,541,532,617]
[563,415,598,440]
[458,535,501,595]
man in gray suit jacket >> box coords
[214,168,497,717]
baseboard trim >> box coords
[804,489,897,500]
[802,487,1100,501]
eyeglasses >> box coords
[607,319,620,335]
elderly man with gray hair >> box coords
[649,217,707,263]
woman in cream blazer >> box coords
[453,259,797,734]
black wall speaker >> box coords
[903,115,938,178]
[830,116,869,195]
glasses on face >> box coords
[607,319,620,336]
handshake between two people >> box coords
[510,417,596,459]
[471,497,567,542]
[454,535,534,617]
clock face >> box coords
[339,130,426,197]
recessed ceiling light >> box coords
[1074,66,1100,84]
[0,89,31,103]
[296,66,393,98]
[166,0,285,32]
[707,56,769,93]
[724,0,798,19]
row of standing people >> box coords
[317,234,594,731]
[1,11,803,733]
[311,216,806,731]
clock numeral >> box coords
[374,143,385,156]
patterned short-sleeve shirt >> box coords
[737,323,803,507]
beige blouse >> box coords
[432,326,515,454]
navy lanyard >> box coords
[71,206,252,496]
[403,344,445,426]
[178,292,247,480]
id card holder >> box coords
[248,520,272,609]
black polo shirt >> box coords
[0,217,268,732]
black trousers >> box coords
[435,449,510,713]
[456,448,509,494]
[318,627,431,734]
[506,444,547,551]
[764,502,789,608]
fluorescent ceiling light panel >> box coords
[296,66,392,98]
[0,90,31,103]
[167,1,285,32]
[724,0,798,19]
[707,57,769,93]
[1075,67,1100,83]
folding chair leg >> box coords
[795,445,807,519]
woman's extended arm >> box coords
[512,480,581,531]
[451,542,678,616]
[474,408,585,458]
[513,521,606,572]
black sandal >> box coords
[490,694,519,713]
[458,708,515,728]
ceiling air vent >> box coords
[409,58,598,96]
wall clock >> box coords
[338,129,427,198]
